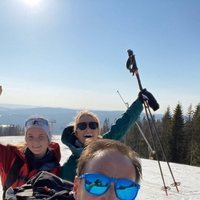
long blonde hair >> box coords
[73,110,100,133]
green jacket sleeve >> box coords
[102,98,143,140]
[60,155,77,182]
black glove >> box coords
[138,89,159,111]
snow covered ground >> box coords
[0,135,200,200]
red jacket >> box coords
[0,142,61,189]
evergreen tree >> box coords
[125,120,149,158]
[171,103,187,164]
[0,125,23,136]
[160,107,173,161]
[190,104,200,166]
[140,116,155,158]
[184,104,194,164]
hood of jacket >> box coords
[48,142,61,163]
[61,125,83,158]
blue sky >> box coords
[0,0,199,114]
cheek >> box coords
[73,178,82,199]
[43,140,50,148]
[25,139,31,146]
[93,129,100,137]
[97,129,100,134]
[74,131,80,139]
[75,131,82,141]
[75,131,79,137]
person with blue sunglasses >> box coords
[73,139,142,200]
[61,89,158,182]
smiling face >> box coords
[73,150,137,200]
[75,114,100,145]
[25,127,50,158]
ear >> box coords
[73,176,80,199]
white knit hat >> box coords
[25,117,52,141]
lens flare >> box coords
[22,0,41,7]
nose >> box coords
[85,126,92,132]
[31,137,42,143]
[102,184,118,200]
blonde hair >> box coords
[77,139,142,183]
[73,110,100,132]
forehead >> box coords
[84,150,136,180]
[78,114,97,122]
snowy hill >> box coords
[0,136,199,200]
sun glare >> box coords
[22,0,42,7]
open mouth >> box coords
[84,134,93,138]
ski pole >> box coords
[126,49,180,194]
[146,104,180,192]
[143,101,169,195]
[116,90,154,154]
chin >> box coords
[84,137,94,143]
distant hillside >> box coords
[0,104,162,134]
[0,105,124,134]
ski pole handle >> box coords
[126,49,143,91]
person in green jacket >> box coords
[60,89,159,182]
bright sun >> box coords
[22,0,41,7]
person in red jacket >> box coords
[0,116,61,198]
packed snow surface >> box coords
[0,136,199,200]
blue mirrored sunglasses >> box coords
[76,122,99,130]
[25,118,49,127]
[79,173,140,200]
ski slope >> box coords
[0,135,200,200]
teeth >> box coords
[84,134,93,138]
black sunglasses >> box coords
[76,122,99,130]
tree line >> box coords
[102,103,200,167]
[0,125,23,136]
[1,103,199,167]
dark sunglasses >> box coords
[79,173,140,200]
[76,122,99,130]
